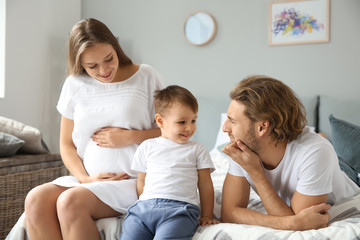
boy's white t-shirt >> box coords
[228,126,360,205]
[132,137,215,206]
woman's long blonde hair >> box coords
[67,18,132,76]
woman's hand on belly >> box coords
[91,127,133,148]
[80,172,130,183]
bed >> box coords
[192,95,360,239]
[193,151,360,240]
[6,95,360,240]
[6,150,360,240]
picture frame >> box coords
[268,0,330,46]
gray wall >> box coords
[82,0,360,101]
[0,0,80,153]
[81,0,360,149]
[1,1,359,153]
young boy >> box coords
[120,85,219,240]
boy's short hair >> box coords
[154,85,198,115]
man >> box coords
[221,75,360,230]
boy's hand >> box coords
[199,216,220,226]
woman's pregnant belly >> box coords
[82,140,136,177]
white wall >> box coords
[0,0,81,153]
[82,0,360,101]
[0,0,5,98]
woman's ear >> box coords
[155,113,164,128]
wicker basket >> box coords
[0,154,67,240]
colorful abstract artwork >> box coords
[268,0,329,46]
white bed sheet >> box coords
[193,152,360,240]
[6,152,360,240]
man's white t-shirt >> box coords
[228,126,360,205]
[132,137,215,206]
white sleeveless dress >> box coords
[52,64,164,214]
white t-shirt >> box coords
[52,64,164,214]
[132,137,215,206]
[228,126,360,205]
[56,64,163,178]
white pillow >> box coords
[210,113,230,154]
[0,116,49,154]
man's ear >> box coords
[257,120,270,137]
[155,113,164,128]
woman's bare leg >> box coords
[57,186,121,240]
[25,183,69,240]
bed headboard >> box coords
[318,95,360,141]
[192,96,230,151]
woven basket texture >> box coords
[0,154,66,240]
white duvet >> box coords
[6,152,360,240]
[193,152,360,240]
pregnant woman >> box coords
[24,18,163,240]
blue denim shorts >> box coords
[120,198,200,240]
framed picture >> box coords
[268,0,330,46]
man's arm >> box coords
[251,168,328,216]
[221,173,331,230]
[291,191,328,214]
[223,141,328,216]
[223,141,295,216]
[249,167,295,216]
[221,173,250,223]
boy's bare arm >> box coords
[198,168,220,226]
[137,172,146,197]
